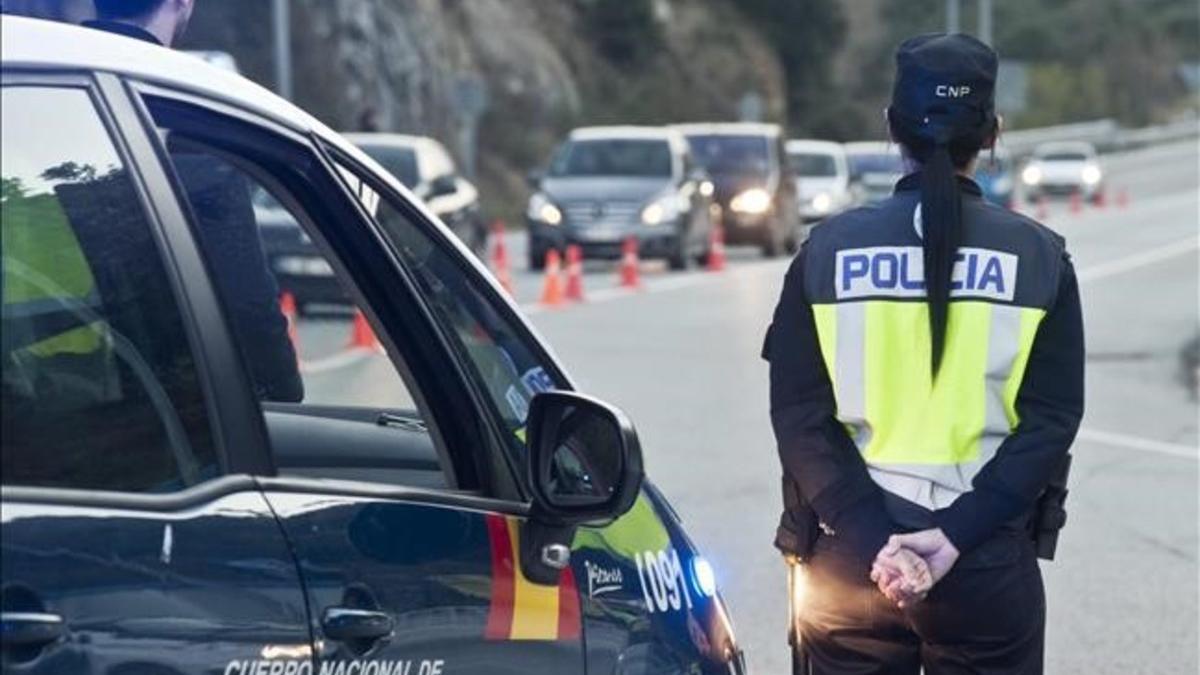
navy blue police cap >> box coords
[891,33,998,144]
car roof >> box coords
[1033,141,1097,157]
[2,16,376,170]
[843,141,900,156]
[569,125,678,141]
[342,132,440,151]
[785,139,844,155]
[567,126,687,155]
[672,122,781,138]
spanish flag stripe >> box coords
[506,517,561,640]
[483,513,515,640]
[556,564,582,640]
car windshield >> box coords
[685,134,771,176]
[1038,152,1089,162]
[788,152,838,177]
[357,144,420,188]
[548,139,672,178]
[847,152,903,177]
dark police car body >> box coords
[0,18,744,675]
[674,123,800,257]
[526,126,714,271]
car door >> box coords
[0,74,309,674]
[328,152,736,675]
[134,86,588,674]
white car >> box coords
[1021,141,1105,202]
[785,139,853,223]
[343,133,486,254]
[844,141,906,206]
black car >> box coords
[675,122,800,256]
[0,17,745,675]
[526,126,714,270]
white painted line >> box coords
[1077,236,1199,283]
[299,347,379,375]
[1077,428,1197,460]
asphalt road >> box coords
[297,139,1199,674]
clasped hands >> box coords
[869,528,960,608]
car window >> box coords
[1,86,216,492]
[357,144,419,188]
[549,139,673,178]
[684,134,770,176]
[847,152,904,176]
[336,159,564,468]
[146,97,459,491]
[788,152,838,177]
[162,139,419,413]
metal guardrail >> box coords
[1001,117,1199,158]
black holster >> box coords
[1030,453,1072,560]
[775,476,820,562]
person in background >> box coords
[81,0,304,402]
[765,33,1084,673]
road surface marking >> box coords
[1077,235,1198,283]
[1077,427,1197,460]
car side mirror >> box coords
[526,168,545,189]
[526,391,643,523]
[519,391,645,584]
[428,174,458,199]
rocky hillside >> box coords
[183,0,787,222]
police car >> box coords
[0,17,744,675]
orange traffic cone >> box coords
[539,249,565,306]
[490,221,513,296]
[706,223,727,272]
[348,309,381,351]
[564,244,585,302]
[1069,190,1083,215]
[280,292,300,357]
[1035,195,1049,220]
[1094,187,1107,210]
[619,237,641,289]
[1116,187,1129,209]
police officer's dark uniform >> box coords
[764,34,1084,674]
[84,18,304,402]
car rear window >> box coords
[549,139,672,178]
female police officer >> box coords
[764,33,1084,673]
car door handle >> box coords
[321,607,393,642]
[1,612,66,649]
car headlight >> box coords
[730,188,771,214]
[527,193,562,225]
[811,192,833,214]
[1021,165,1042,186]
[641,195,683,226]
[1081,165,1102,185]
[691,556,717,598]
[699,180,715,197]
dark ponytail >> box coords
[889,110,993,377]
[919,141,961,376]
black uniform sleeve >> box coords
[765,251,893,563]
[935,257,1085,552]
[174,154,304,403]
